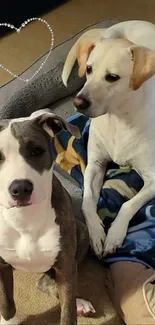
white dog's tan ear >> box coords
[77,41,95,77]
[130,46,155,90]
[35,112,81,139]
[62,29,104,86]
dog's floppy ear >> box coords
[62,29,104,86]
[77,41,95,78]
[31,109,81,139]
[130,46,155,90]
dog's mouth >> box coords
[75,108,104,118]
[16,201,32,207]
[9,200,32,208]
[75,105,108,118]
[75,107,92,117]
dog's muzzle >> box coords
[8,179,33,206]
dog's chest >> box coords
[0,208,61,273]
[91,115,144,166]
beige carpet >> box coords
[0,0,155,85]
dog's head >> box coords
[0,109,80,209]
[63,33,155,117]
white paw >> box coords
[87,218,106,258]
[1,314,20,325]
[76,298,95,316]
[103,222,127,256]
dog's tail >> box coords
[62,28,105,87]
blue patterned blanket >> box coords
[51,113,155,270]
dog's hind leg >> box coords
[37,263,77,324]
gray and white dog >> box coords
[0,109,95,325]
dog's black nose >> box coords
[9,179,33,202]
[73,96,90,110]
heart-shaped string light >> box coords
[0,18,54,82]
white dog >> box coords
[62,20,155,258]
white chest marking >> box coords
[91,113,155,171]
[0,204,61,273]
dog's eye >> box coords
[105,73,120,82]
[31,147,45,157]
[86,66,92,75]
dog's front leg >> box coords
[0,259,19,325]
[82,162,107,257]
[55,261,77,325]
[82,129,110,258]
[104,180,155,256]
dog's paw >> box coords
[76,298,95,317]
[88,218,106,258]
[1,314,20,325]
[103,223,127,256]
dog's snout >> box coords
[73,96,90,110]
[9,179,33,202]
